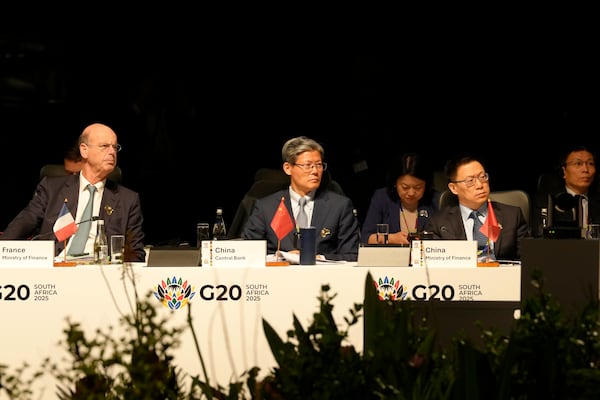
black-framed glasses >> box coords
[86,143,122,152]
[451,172,489,187]
[565,159,595,168]
[293,162,327,171]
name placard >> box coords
[0,240,54,268]
[201,240,267,267]
[410,240,477,268]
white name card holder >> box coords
[357,245,411,267]
[410,240,477,268]
[201,240,267,267]
[0,240,54,268]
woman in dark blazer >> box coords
[361,153,439,245]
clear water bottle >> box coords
[94,219,109,264]
[212,208,227,240]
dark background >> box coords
[1,32,598,246]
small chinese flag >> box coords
[480,199,501,242]
[270,197,294,240]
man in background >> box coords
[63,142,84,175]
[533,144,600,236]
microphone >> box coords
[352,208,361,242]
[30,216,101,240]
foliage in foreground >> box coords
[2,270,600,399]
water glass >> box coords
[197,222,210,248]
[376,223,389,244]
[110,235,125,264]
[586,224,600,239]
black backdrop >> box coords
[1,34,597,245]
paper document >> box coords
[266,251,348,265]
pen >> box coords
[70,253,89,257]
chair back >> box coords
[432,169,448,193]
[489,190,531,226]
[537,171,563,195]
[438,189,531,225]
[438,190,458,209]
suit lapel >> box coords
[310,191,329,229]
[491,202,503,248]
[61,177,80,216]
[449,207,468,239]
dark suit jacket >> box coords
[242,189,359,261]
[423,201,529,260]
[360,187,439,243]
[1,175,146,262]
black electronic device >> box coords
[542,192,584,239]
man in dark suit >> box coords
[1,123,146,262]
[242,136,359,262]
[533,144,600,238]
[424,154,529,261]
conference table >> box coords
[1,261,520,399]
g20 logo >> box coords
[411,284,455,300]
[0,284,31,301]
[197,284,242,301]
[154,276,243,311]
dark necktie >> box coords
[580,194,589,227]
[470,210,487,250]
[297,197,308,228]
[68,184,96,255]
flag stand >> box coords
[54,239,77,267]
[477,240,499,267]
[477,252,500,267]
[477,260,499,267]
[266,242,290,267]
[477,199,500,267]
[54,261,77,267]
[477,245,500,267]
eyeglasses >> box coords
[451,172,489,187]
[293,162,327,171]
[86,143,122,153]
[565,160,595,168]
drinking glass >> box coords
[586,224,600,239]
[197,222,210,248]
[376,223,389,244]
[110,235,125,264]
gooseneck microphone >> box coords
[30,216,101,240]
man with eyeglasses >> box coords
[424,154,529,261]
[243,136,359,262]
[1,123,146,262]
[533,144,600,237]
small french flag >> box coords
[53,202,78,242]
